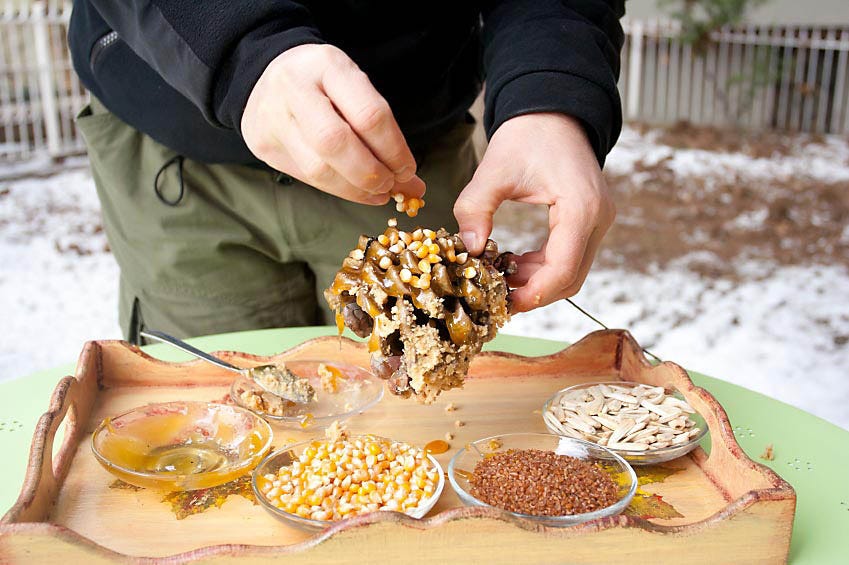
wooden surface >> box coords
[0,330,796,563]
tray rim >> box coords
[0,329,796,562]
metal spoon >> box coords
[140,330,315,404]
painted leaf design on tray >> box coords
[109,479,143,492]
[624,464,685,520]
[110,476,257,520]
[162,475,257,520]
[625,492,684,519]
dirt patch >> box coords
[494,124,849,280]
[650,120,826,159]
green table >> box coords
[1,327,846,563]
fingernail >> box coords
[459,231,481,253]
[395,166,415,182]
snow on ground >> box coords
[1,125,848,430]
[0,168,121,379]
[499,264,849,430]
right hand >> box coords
[241,44,425,205]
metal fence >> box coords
[1,8,848,165]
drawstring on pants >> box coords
[153,154,186,206]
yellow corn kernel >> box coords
[415,246,429,259]
[418,259,431,274]
[408,240,422,252]
[377,234,390,246]
[407,198,422,213]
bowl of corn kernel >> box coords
[252,431,444,531]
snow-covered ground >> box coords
[1,125,847,430]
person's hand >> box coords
[453,113,615,312]
[241,44,425,205]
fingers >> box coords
[391,174,427,200]
[453,167,511,255]
[287,86,395,194]
[508,198,609,312]
[274,122,391,206]
[323,65,418,181]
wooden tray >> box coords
[0,330,795,563]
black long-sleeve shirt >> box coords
[69,0,624,167]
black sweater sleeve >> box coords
[481,0,625,166]
[86,1,325,131]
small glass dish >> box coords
[91,401,273,491]
[230,360,383,430]
[252,435,445,532]
[542,381,709,465]
[448,432,636,527]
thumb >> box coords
[453,166,507,256]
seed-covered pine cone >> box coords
[324,219,517,404]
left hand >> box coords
[453,113,616,312]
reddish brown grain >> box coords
[469,449,618,516]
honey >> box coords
[92,403,273,491]
[424,439,450,455]
[299,412,315,429]
[146,444,229,474]
[454,468,474,481]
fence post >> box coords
[626,20,643,121]
[32,1,61,158]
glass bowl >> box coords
[252,435,445,532]
[91,401,273,491]
[447,432,636,527]
[542,381,708,465]
[230,360,383,430]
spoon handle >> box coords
[140,330,244,375]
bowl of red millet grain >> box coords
[447,432,637,526]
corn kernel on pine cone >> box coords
[324,220,517,404]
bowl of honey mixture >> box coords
[91,401,273,491]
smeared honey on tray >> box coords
[424,439,450,455]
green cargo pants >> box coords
[76,99,477,343]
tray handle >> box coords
[2,375,84,523]
[617,332,788,497]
